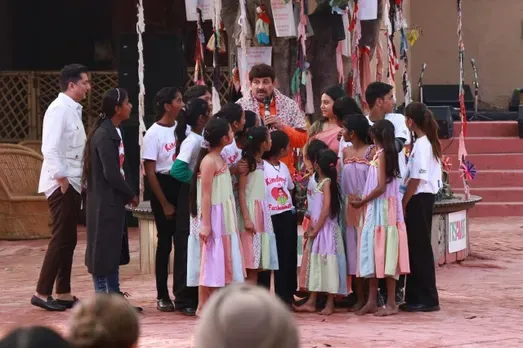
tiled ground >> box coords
[1,217,523,347]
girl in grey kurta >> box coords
[82,88,138,294]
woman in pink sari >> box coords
[308,86,346,152]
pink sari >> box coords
[311,126,342,153]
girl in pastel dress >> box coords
[340,114,375,311]
[188,117,246,316]
[296,149,347,315]
[238,126,278,283]
[349,119,410,317]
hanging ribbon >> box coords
[136,0,146,202]
[210,0,223,112]
[194,0,206,86]
[384,0,399,102]
[457,0,469,198]
[238,0,249,94]
[349,1,362,103]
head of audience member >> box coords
[67,294,139,348]
[0,326,70,348]
[365,82,395,119]
[184,85,212,105]
[59,64,90,102]
[249,64,276,103]
[320,86,346,121]
[333,96,363,128]
[214,103,246,134]
[235,110,260,149]
[154,87,184,121]
[195,283,299,348]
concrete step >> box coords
[443,153,523,170]
[453,187,523,202]
[468,202,523,217]
[441,137,523,154]
[448,170,523,188]
[452,121,519,138]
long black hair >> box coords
[235,110,258,138]
[190,117,231,217]
[316,149,341,218]
[342,114,372,144]
[154,87,182,120]
[213,103,244,127]
[305,139,328,164]
[262,130,289,160]
[82,88,128,188]
[241,126,269,172]
[369,119,400,183]
[333,96,363,123]
[175,98,209,155]
[405,102,442,160]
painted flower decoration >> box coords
[460,160,477,181]
[442,156,452,172]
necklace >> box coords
[269,161,280,172]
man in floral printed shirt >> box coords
[236,64,308,175]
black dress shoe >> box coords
[30,296,66,312]
[157,298,175,312]
[399,303,440,312]
[55,296,79,309]
[176,307,196,316]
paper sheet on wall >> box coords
[185,0,214,21]
[271,0,296,37]
[359,0,378,20]
[341,12,351,57]
[237,46,273,87]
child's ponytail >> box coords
[189,118,231,217]
[405,102,442,160]
[316,149,341,218]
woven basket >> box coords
[0,149,50,240]
[19,140,43,156]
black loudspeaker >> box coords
[118,33,187,219]
[423,85,474,110]
[118,33,187,126]
[429,105,454,139]
[518,105,523,139]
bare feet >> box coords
[293,303,316,313]
[319,303,334,316]
[348,301,365,312]
[374,305,399,317]
[355,302,378,316]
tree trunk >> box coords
[221,0,382,117]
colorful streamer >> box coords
[457,0,469,198]
[136,0,146,201]
[238,0,249,94]
[194,0,206,86]
[348,1,362,102]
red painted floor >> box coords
[1,218,523,347]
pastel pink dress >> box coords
[341,145,374,276]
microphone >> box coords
[264,96,273,129]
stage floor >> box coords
[0,217,522,347]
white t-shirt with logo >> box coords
[142,123,177,174]
[263,160,295,215]
[404,136,442,195]
[177,131,203,172]
[222,139,242,167]
[367,113,411,179]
